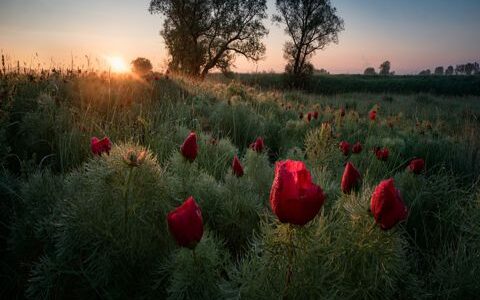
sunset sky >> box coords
[1,0,479,74]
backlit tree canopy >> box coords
[149,0,268,78]
[273,0,344,78]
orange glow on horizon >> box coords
[107,56,129,73]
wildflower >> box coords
[167,196,203,249]
[307,112,313,122]
[375,147,389,161]
[408,158,425,174]
[339,141,351,156]
[352,142,363,154]
[369,110,377,121]
[341,162,361,194]
[180,132,198,162]
[123,149,147,167]
[250,137,265,153]
[340,107,346,117]
[370,178,408,230]
[91,137,111,156]
[269,160,325,225]
[313,111,319,119]
[232,155,244,177]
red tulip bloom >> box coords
[91,137,111,156]
[313,111,319,119]
[375,147,389,161]
[408,158,425,174]
[307,112,313,122]
[340,107,346,117]
[339,141,351,156]
[250,137,265,153]
[341,162,361,194]
[167,196,204,249]
[270,160,325,226]
[369,110,377,121]
[180,132,198,162]
[370,178,408,230]
[232,155,244,177]
[352,142,363,154]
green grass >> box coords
[0,72,479,299]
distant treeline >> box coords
[211,73,480,96]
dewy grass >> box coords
[0,72,479,299]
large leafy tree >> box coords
[273,0,344,77]
[149,0,268,78]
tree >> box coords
[149,0,268,79]
[419,69,431,76]
[455,64,465,75]
[379,61,391,76]
[465,63,475,75]
[273,0,344,79]
[364,67,376,75]
[434,66,444,75]
[131,57,153,76]
[445,65,454,75]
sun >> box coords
[107,56,129,73]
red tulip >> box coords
[352,142,363,154]
[408,158,425,174]
[375,147,389,161]
[341,162,361,194]
[250,137,264,153]
[313,111,319,119]
[340,107,346,117]
[369,110,377,121]
[307,112,313,122]
[167,196,203,249]
[370,178,408,230]
[232,155,244,177]
[269,160,325,226]
[91,136,111,156]
[180,132,198,162]
[339,141,351,156]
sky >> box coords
[0,0,479,74]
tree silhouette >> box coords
[149,0,268,79]
[273,0,344,80]
[364,67,376,75]
[131,57,153,76]
[419,69,431,76]
[379,61,391,76]
[445,65,454,75]
[434,66,444,75]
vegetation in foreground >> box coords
[1,71,480,299]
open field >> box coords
[210,73,480,96]
[1,72,480,299]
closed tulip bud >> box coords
[180,132,198,162]
[408,158,425,174]
[232,155,244,177]
[370,178,408,230]
[352,142,362,154]
[91,136,111,156]
[339,141,351,156]
[270,160,325,226]
[167,196,203,249]
[250,137,265,153]
[375,147,389,161]
[341,162,361,193]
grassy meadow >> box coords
[1,71,480,299]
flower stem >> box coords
[124,166,134,235]
[282,225,295,300]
